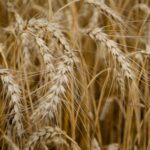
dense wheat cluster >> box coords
[0,0,150,149]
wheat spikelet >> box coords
[46,26,74,53]
[115,71,125,98]
[86,27,134,79]
[0,69,24,137]
[31,51,76,121]
[20,32,31,69]
[86,0,124,26]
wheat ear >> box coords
[7,2,31,69]
[24,126,80,150]
[0,69,24,137]
[31,51,77,121]
[28,19,79,121]
[86,27,134,79]
[35,37,55,78]
[86,0,124,26]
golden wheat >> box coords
[0,0,150,150]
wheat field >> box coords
[0,0,150,149]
